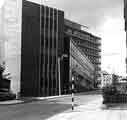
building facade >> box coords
[0,0,22,96]
[0,0,70,97]
[64,19,101,87]
[22,0,70,97]
[70,40,94,91]
[101,71,119,87]
[0,0,99,97]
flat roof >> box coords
[64,19,101,40]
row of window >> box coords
[77,42,100,52]
[65,27,100,44]
[84,50,100,57]
[89,59,101,65]
[79,42,100,50]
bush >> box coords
[102,85,127,103]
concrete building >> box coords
[21,0,70,97]
[64,19,101,87]
[101,71,119,87]
[0,0,70,97]
[0,0,22,96]
[0,0,97,97]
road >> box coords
[48,94,127,120]
[1,93,127,120]
[0,93,100,120]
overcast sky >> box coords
[0,0,126,76]
[42,0,126,76]
[39,0,126,76]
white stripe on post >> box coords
[72,76,74,110]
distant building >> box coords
[101,71,110,87]
[101,71,119,87]
[64,19,101,87]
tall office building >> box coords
[64,19,101,87]
[21,0,69,97]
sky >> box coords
[42,0,126,76]
[0,0,126,76]
[38,0,126,76]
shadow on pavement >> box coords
[0,100,72,120]
[39,102,72,120]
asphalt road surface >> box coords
[48,94,127,120]
[1,93,127,120]
[0,93,100,120]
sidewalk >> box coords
[0,90,101,105]
[47,97,127,120]
[0,94,70,105]
[0,100,23,105]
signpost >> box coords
[72,76,75,110]
[70,37,75,111]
